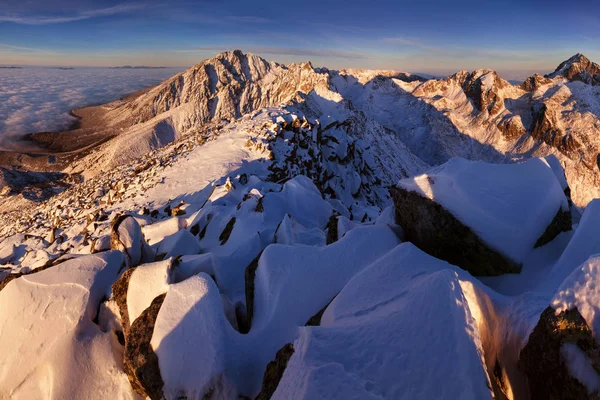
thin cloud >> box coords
[382,37,446,54]
[0,43,59,55]
[0,3,145,25]
[176,46,367,60]
[223,16,272,24]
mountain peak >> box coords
[546,53,600,85]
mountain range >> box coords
[2,50,599,213]
[1,51,600,400]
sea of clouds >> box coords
[0,66,184,142]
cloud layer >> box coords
[0,67,182,140]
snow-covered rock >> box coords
[0,251,133,399]
[271,246,494,399]
[392,157,570,275]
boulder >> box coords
[124,293,166,400]
[391,186,520,276]
[519,307,600,400]
[110,214,153,269]
[391,158,571,275]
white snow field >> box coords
[2,51,600,400]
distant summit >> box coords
[546,53,600,85]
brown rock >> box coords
[124,293,166,400]
[111,267,137,338]
[519,307,600,400]
[255,343,295,400]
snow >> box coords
[274,214,326,246]
[126,259,171,323]
[273,252,493,399]
[544,199,600,292]
[158,229,201,259]
[0,251,134,399]
[398,157,569,264]
[552,256,600,338]
[144,224,401,399]
[152,274,237,399]
[251,225,401,334]
[561,343,600,394]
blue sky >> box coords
[1,0,599,79]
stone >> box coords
[519,307,600,400]
[390,186,521,276]
[124,293,166,400]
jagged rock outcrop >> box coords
[531,104,582,156]
[546,53,600,86]
[520,73,553,92]
[457,69,509,114]
[519,307,600,400]
[497,114,527,140]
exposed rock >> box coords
[520,73,553,91]
[124,293,166,400]
[534,208,572,248]
[451,69,508,113]
[305,296,336,327]
[325,214,339,245]
[390,186,521,276]
[255,343,295,400]
[219,217,236,245]
[111,267,137,338]
[110,214,153,269]
[546,53,600,86]
[519,306,600,400]
[242,252,262,334]
[497,115,526,140]
[531,105,581,157]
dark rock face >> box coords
[390,186,521,276]
[497,115,526,140]
[111,267,137,338]
[242,252,262,334]
[546,54,600,86]
[519,307,600,400]
[534,208,572,248]
[325,214,339,245]
[219,217,236,245]
[531,105,581,157]
[124,293,166,400]
[256,343,295,400]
